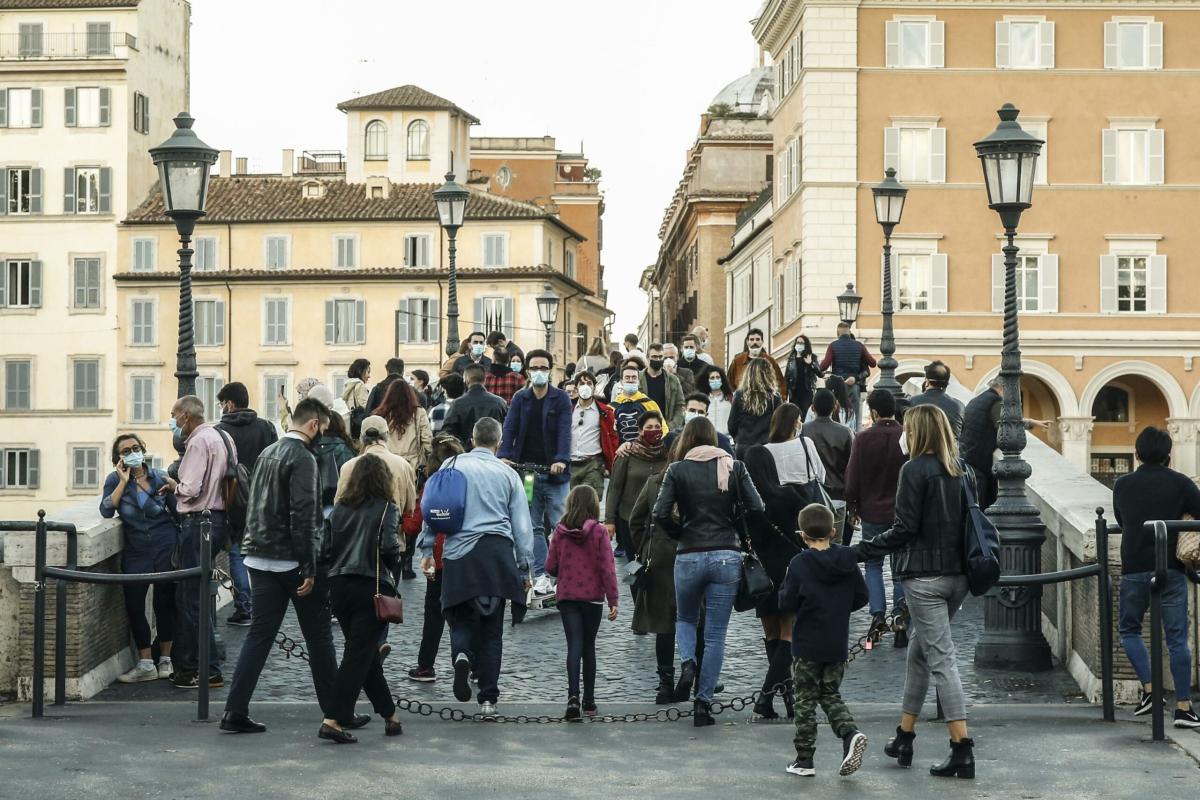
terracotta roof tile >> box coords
[336,84,480,123]
[0,0,137,6]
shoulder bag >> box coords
[731,464,774,612]
[373,506,405,624]
[960,460,1002,597]
[794,435,834,511]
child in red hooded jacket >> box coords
[546,484,619,720]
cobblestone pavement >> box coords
[100,555,1084,707]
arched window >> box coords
[407,120,430,159]
[364,120,387,160]
[1092,384,1131,423]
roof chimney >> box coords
[282,149,294,177]
[218,150,232,178]
[235,157,248,175]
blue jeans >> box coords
[174,512,222,677]
[861,522,904,615]
[530,475,569,577]
[228,542,251,614]
[1119,570,1194,701]
[674,550,741,702]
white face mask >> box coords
[663,357,676,372]
[682,347,696,359]
[577,384,594,400]
[749,345,762,356]
[794,344,805,355]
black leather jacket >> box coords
[323,498,401,591]
[855,454,967,579]
[241,437,321,577]
[652,459,764,552]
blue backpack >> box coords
[420,455,468,535]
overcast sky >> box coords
[189,0,763,338]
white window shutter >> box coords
[930,127,947,183]
[0,88,7,128]
[1040,21,1055,68]
[1103,22,1117,69]
[995,21,1009,68]
[397,298,410,342]
[29,168,42,214]
[883,127,900,174]
[214,299,226,345]
[265,299,276,343]
[1040,253,1059,313]
[930,21,945,68]
[324,300,335,344]
[30,88,41,128]
[28,449,39,489]
[1099,255,1117,313]
[99,87,110,127]
[503,297,515,338]
[354,299,366,343]
[1101,129,1117,184]
[991,254,1005,312]
[1148,254,1167,313]
[1149,22,1163,69]
[885,20,900,67]
[429,299,440,343]
[1147,128,1164,184]
[930,253,949,312]
[63,167,76,214]
[29,260,42,307]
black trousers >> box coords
[417,571,446,669]
[224,568,338,718]
[558,600,602,700]
[445,598,505,704]
[123,582,176,651]
[328,575,396,722]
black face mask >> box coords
[649,359,664,372]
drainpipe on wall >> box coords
[225,223,233,384]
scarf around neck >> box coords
[685,445,733,491]
[626,434,666,462]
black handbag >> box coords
[960,460,1001,597]
[730,465,775,612]
[794,435,834,510]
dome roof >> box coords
[709,66,774,114]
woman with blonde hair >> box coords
[576,336,611,378]
[727,357,782,461]
[854,404,976,779]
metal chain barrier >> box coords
[214,569,898,724]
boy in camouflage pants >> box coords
[777,504,869,777]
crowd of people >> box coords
[97,323,1200,777]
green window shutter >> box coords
[63,167,76,214]
[99,167,112,213]
[29,168,42,214]
[64,88,76,127]
[99,87,111,127]
[30,89,41,128]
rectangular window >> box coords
[72,358,100,410]
[131,375,155,423]
[900,128,930,183]
[2,449,37,489]
[264,297,290,345]
[18,23,44,57]
[133,238,156,271]
[196,376,224,422]
[7,89,33,128]
[901,21,930,66]
[413,298,438,342]
[73,258,101,309]
[565,249,576,279]
[132,92,149,134]
[195,237,217,271]
[998,19,1054,69]
[4,359,31,410]
[86,22,112,56]
[896,253,932,311]
[76,87,102,127]
[4,260,38,307]
[194,299,225,346]
[1116,255,1149,312]
[75,167,101,213]
[885,124,945,184]
[131,298,155,345]
[1119,22,1148,67]
[475,296,514,339]
[71,447,100,490]
[483,234,508,268]
[404,234,430,267]
[8,168,34,214]
[886,18,944,68]
[326,298,365,345]
[1015,254,1040,311]
[1022,120,1048,185]
[334,235,358,268]
[263,374,288,422]
[265,236,289,270]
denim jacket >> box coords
[99,468,180,547]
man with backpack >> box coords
[418,417,533,719]
[215,382,278,626]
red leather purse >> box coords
[373,508,404,624]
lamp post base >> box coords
[974,632,1053,672]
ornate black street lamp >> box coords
[536,284,560,352]
[149,113,218,398]
[433,173,470,357]
[973,103,1052,671]
[871,168,908,399]
[837,282,862,327]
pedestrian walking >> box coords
[653,416,765,726]
[728,357,783,461]
[605,411,669,596]
[452,331,493,374]
[485,344,527,405]
[375,378,433,473]
[662,343,696,397]
[429,372,464,435]
[853,404,977,779]
[546,485,619,720]
[958,378,1050,510]
[664,393,734,456]
[778,503,869,778]
[442,364,507,449]
[341,358,372,438]
[803,389,854,545]
[319,454,405,743]
[101,433,178,683]
[1113,426,1200,728]
[727,328,788,401]
[702,365,734,437]
[417,417,535,719]
[366,358,405,417]
[628,462,681,703]
[908,361,964,439]
[640,343,685,430]
[568,371,618,497]
[784,335,823,419]
[820,322,876,432]
[220,398,340,735]
[575,336,611,379]
[678,333,711,379]
[610,361,667,444]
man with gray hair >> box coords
[418,416,534,719]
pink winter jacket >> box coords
[545,519,619,607]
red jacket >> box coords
[584,399,619,472]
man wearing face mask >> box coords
[499,350,574,590]
[484,345,527,405]
[611,362,667,445]
[680,333,714,373]
[453,331,493,375]
[221,398,341,734]
[661,343,695,396]
[727,328,788,402]
[569,371,618,497]
[639,343,685,431]
[663,394,734,457]
[689,327,716,365]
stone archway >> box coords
[1080,363,1190,481]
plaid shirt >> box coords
[485,370,526,405]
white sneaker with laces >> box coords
[157,658,173,680]
[532,575,555,596]
[118,660,159,684]
[479,701,497,719]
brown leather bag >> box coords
[373,508,404,624]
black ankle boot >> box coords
[674,660,696,702]
[883,726,915,767]
[655,667,675,704]
[930,738,975,779]
[693,700,714,727]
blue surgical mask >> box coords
[709,378,723,391]
[510,361,523,373]
[472,343,485,358]
[122,452,145,469]
[622,381,639,395]
[684,411,700,424]
[167,418,180,435]
[530,371,549,387]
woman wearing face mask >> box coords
[485,347,526,405]
[728,358,783,462]
[785,335,824,419]
[702,366,734,437]
[100,434,180,683]
[604,411,670,600]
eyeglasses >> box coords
[118,445,143,456]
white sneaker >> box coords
[532,575,555,596]
[479,701,497,719]
[118,660,159,684]
[157,658,173,680]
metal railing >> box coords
[297,150,345,174]
[0,32,136,60]
[3,509,214,721]
[1142,519,1200,742]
